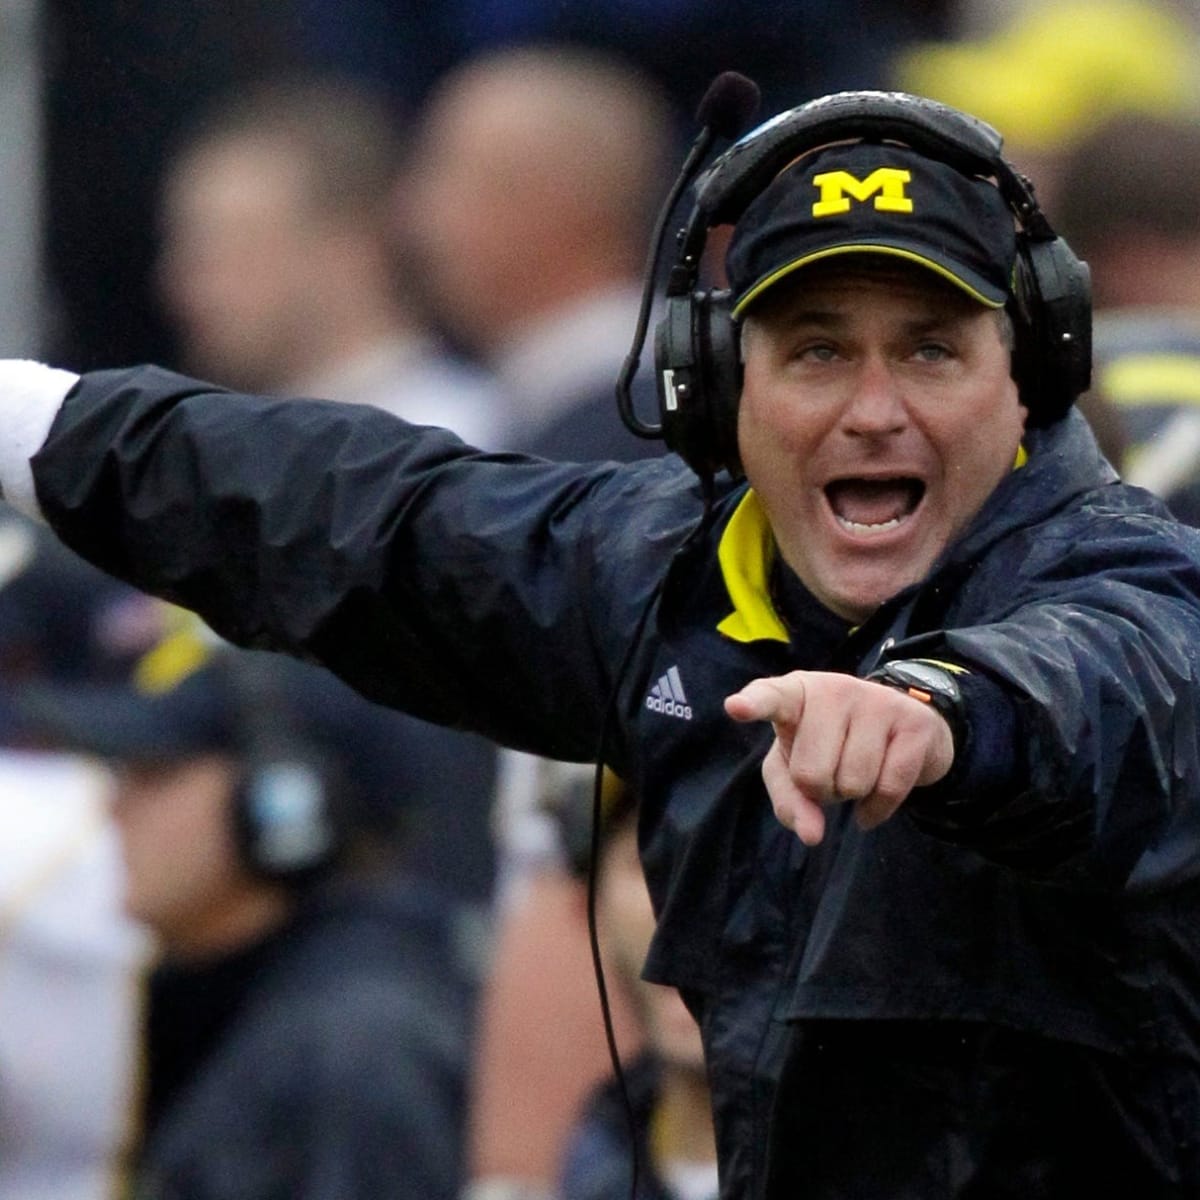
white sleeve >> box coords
[0,360,81,519]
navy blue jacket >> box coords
[135,873,474,1200]
[29,367,1200,1196]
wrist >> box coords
[869,657,1027,833]
[866,657,967,751]
[0,360,81,518]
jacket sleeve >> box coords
[896,506,1200,891]
[28,366,677,761]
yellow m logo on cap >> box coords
[812,167,913,218]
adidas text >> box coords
[645,694,693,720]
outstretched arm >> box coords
[0,361,665,761]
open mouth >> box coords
[825,477,925,534]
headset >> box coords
[618,87,1093,480]
[222,652,348,884]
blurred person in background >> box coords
[19,628,477,1200]
[1052,111,1200,517]
[555,779,717,1200]
[891,0,1200,215]
[155,74,504,933]
[405,45,680,1198]
[156,75,505,444]
[0,520,157,1200]
[406,44,675,462]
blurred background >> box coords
[26,0,959,372]
[3,2,1200,1199]
[0,1,1193,373]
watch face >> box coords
[878,659,963,707]
[870,660,966,746]
[898,660,958,695]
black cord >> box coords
[585,485,718,1200]
[585,757,642,1198]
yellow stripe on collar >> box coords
[716,490,790,644]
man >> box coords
[19,631,476,1200]
[3,90,1200,1196]
[406,49,677,1194]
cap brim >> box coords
[15,681,229,761]
[731,242,1009,318]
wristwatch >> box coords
[866,658,967,748]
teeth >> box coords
[836,515,903,533]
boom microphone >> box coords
[615,72,761,438]
[695,70,763,142]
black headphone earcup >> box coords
[1012,236,1093,425]
[223,653,345,885]
[233,755,340,882]
[654,290,743,477]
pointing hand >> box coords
[724,670,955,846]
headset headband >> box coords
[671,91,1052,292]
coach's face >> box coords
[737,258,1026,623]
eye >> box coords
[791,341,839,364]
[912,341,953,363]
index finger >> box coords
[724,674,807,727]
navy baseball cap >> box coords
[725,140,1018,317]
[16,637,424,836]
[17,660,235,761]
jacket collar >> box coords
[715,490,790,644]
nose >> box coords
[841,353,908,437]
